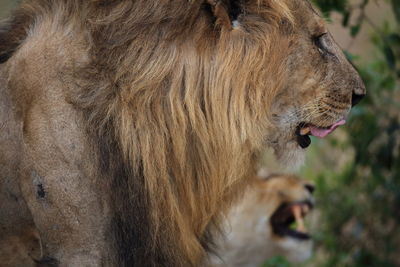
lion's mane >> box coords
[1,1,295,265]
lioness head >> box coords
[211,174,315,266]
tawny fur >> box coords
[0,174,313,267]
[0,227,41,267]
[0,0,364,266]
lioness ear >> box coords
[205,0,242,29]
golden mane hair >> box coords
[1,0,296,265]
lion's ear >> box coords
[206,0,241,29]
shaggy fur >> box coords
[74,1,292,265]
[0,0,364,266]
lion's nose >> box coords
[351,90,365,107]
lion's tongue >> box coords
[310,119,346,138]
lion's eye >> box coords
[313,33,329,54]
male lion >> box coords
[0,0,364,266]
[211,174,315,267]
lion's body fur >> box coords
[0,175,314,267]
[0,0,364,265]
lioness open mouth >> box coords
[270,201,313,240]
[295,119,346,149]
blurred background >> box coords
[1,0,399,266]
[264,0,400,266]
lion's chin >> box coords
[273,140,306,171]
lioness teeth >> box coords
[299,127,311,136]
[292,205,306,233]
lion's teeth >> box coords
[293,205,306,233]
[300,127,311,136]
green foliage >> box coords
[264,1,400,266]
[312,0,348,14]
[263,256,292,267]
[392,0,400,23]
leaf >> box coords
[263,256,291,267]
[342,10,350,27]
[392,0,400,23]
[350,25,361,37]
[313,0,348,15]
[344,50,358,62]
[383,44,396,69]
[387,33,400,45]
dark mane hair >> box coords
[0,0,294,265]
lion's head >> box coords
[0,0,364,265]
[210,174,315,266]
[264,1,366,166]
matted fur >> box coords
[0,0,364,266]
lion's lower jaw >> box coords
[273,140,306,170]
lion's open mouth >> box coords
[295,119,346,149]
[270,201,313,240]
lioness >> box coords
[211,174,314,267]
[0,0,364,266]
